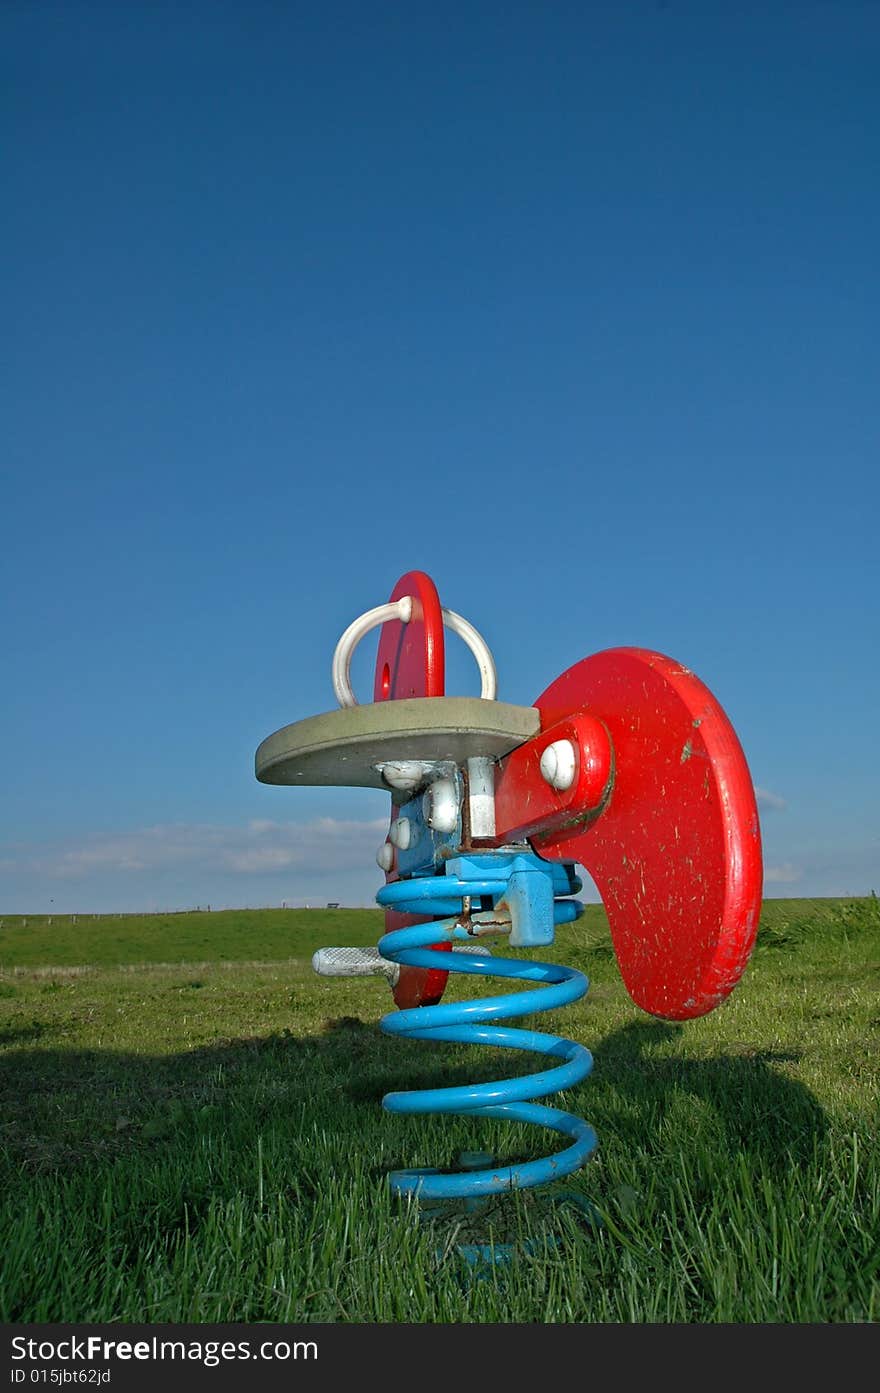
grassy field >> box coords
[0,896,878,1323]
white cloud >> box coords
[0,818,390,881]
[3,818,877,914]
[764,862,802,884]
[755,787,786,811]
[761,842,879,896]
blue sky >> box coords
[3,1,878,912]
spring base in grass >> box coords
[415,1152,602,1269]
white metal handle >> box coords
[331,596,498,707]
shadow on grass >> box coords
[0,1013,827,1185]
[590,1018,827,1170]
[0,1017,504,1173]
[0,1021,47,1048]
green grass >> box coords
[1,897,878,1322]
[0,906,382,969]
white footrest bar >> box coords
[311,941,492,986]
[312,946,396,981]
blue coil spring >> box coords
[375,859,597,1201]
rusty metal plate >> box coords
[533,648,763,1020]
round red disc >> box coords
[374,571,445,703]
[374,571,451,1009]
[534,648,762,1020]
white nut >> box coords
[422,777,459,834]
[539,739,577,791]
[379,760,436,793]
[376,842,394,872]
[389,817,414,850]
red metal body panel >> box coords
[532,648,762,1020]
[494,712,613,844]
[374,571,451,1008]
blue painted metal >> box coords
[393,768,463,878]
[376,851,598,1200]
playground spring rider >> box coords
[255,572,763,1201]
